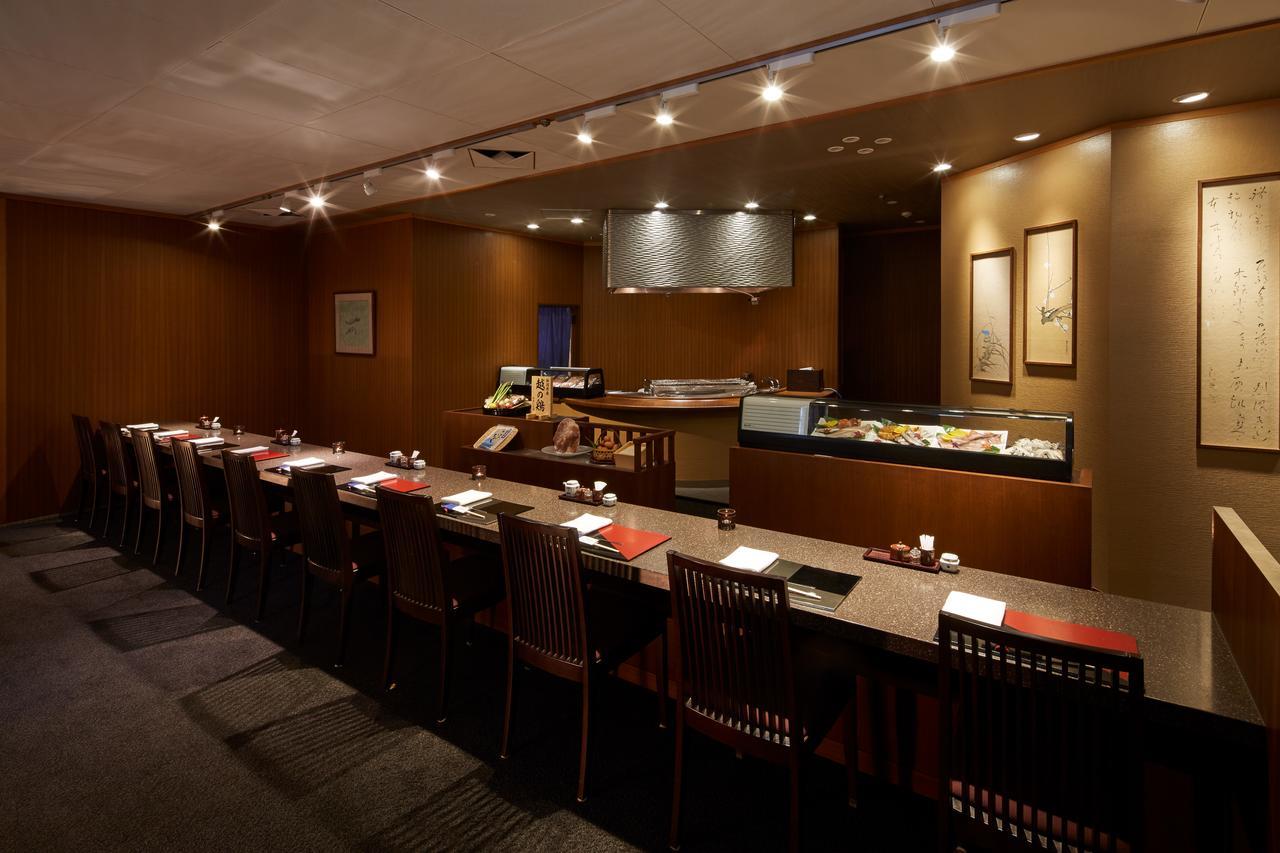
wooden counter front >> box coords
[730,446,1092,588]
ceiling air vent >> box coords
[468,148,536,170]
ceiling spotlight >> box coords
[576,121,593,144]
[827,145,845,153]
[206,219,221,232]
[803,213,817,221]
[278,199,292,213]
[856,147,875,155]
[307,193,326,209]
[1013,131,1041,142]
[874,137,893,144]
[526,223,540,230]
[425,166,441,180]
[842,136,860,143]
[932,162,953,173]
[655,82,698,126]
[654,201,669,209]
[761,70,783,102]
[1173,91,1209,104]
[362,167,381,196]
[886,199,898,205]
[362,180,376,196]
[930,42,956,62]
[744,201,760,210]
[655,100,674,126]
[571,217,584,225]
[901,211,913,218]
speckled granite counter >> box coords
[166,423,1264,744]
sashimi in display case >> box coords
[737,397,1074,482]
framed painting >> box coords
[1197,172,1280,451]
[1023,220,1077,367]
[969,248,1015,385]
[334,291,375,356]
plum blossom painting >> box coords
[334,291,375,355]
[970,248,1015,385]
[1024,221,1077,367]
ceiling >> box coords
[0,0,1276,230]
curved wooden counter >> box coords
[569,394,744,412]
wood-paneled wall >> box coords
[413,220,583,462]
[0,199,8,523]
[839,226,940,404]
[579,227,839,392]
[2,198,304,523]
[301,216,415,454]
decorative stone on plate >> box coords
[553,418,580,454]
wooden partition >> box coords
[730,446,1092,587]
[1212,506,1280,853]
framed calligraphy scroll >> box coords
[970,247,1015,385]
[1198,173,1280,451]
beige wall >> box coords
[942,104,1280,608]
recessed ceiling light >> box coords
[915,219,926,224]
[1013,131,1041,142]
[484,212,495,217]
[857,147,874,155]
[932,162,953,173]
[1172,91,1209,104]
[654,201,669,209]
[841,136,860,143]
[744,201,760,210]
[930,43,956,62]
[827,145,844,153]
[803,213,817,221]
[901,211,913,218]
[425,166,441,180]
[526,223,540,230]
[874,137,893,144]
[571,217,584,224]
[886,199,898,205]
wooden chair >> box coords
[130,427,177,566]
[497,513,667,803]
[71,414,105,529]
[292,467,384,666]
[99,421,136,548]
[937,612,1145,853]
[170,438,228,590]
[376,486,504,722]
[221,449,299,620]
[666,550,857,853]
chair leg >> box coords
[225,542,239,605]
[669,712,686,851]
[577,680,592,803]
[194,528,209,591]
[787,754,802,853]
[88,479,99,532]
[175,520,187,577]
[254,549,271,621]
[134,502,145,555]
[844,690,859,808]
[297,571,312,642]
[657,627,669,729]
[335,584,353,667]
[436,622,451,724]
[152,507,164,566]
[103,493,114,543]
[382,608,397,690]
[499,639,515,760]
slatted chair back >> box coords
[376,487,448,618]
[100,421,131,495]
[291,467,351,582]
[667,551,799,755]
[72,415,97,483]
[937,612,1145,853]
[171,438,211,527]
[130,428,164,509]
[221,449,270,549]
[497,514,588,676]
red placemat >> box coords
[378,478,428,493]
[597,525,671,561]
[163,433,201,442]
[1003,608,1138,655]
[252,450,289,462]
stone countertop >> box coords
[160,422,1264,740]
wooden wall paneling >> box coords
[838,226,941,403]
[730,446,1093,588]
[0,198,7,523]
[301,217,415,457]
[579,227,840,393]
[413,221,583,464]
[1211,506,1280,853]
[2,199,304,523]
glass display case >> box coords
[738,397,1074,482]
[525,366,606,399]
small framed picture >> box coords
[334,291,375,355]
[1023,221,1077,367]
[969,248,1015,385]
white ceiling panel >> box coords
[224,0,485,93]
[119,88,293,142]
[115,0,279,32]
[0,135,46,169]
[306,96,478,151]
[0,50,139,115]
[0,101,88,144]
[497,0,733,99]
[659,0,929,59]
[389,54,586,126]
[0,175,119,199]
[385,0,624,50]
[239,126,397,170]
[18,143,175,185]
[159,42,372,125]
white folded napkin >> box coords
[153,429,186,438]
[125,422,159,430]
[231,445,268,454]
[189,437,223,446]
[351,471,396,485]
[942,590,1006,627]
[560,513,611,535]
[720,546,779,573]
[441,489,492,507]
[281,457,324,469]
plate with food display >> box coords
[540,445,592,457]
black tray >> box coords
[265,463,351,477]
[435,499,532,525]
[764,559,860,612]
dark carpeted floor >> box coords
[0,515,934,852]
